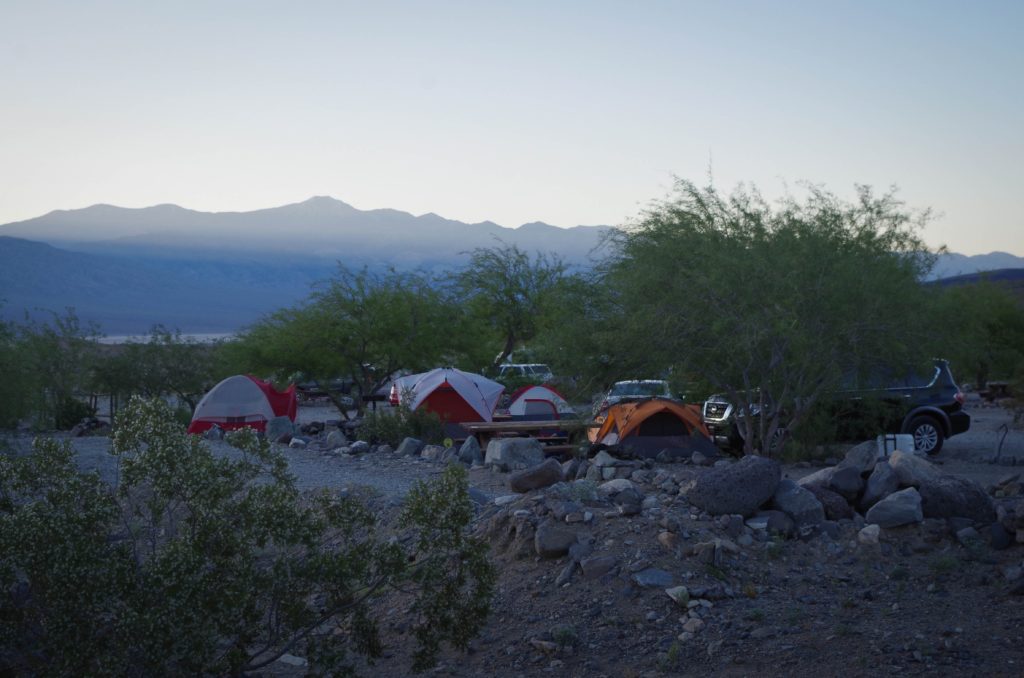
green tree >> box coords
[15,308,100,429]
[457,243,569,369]
[0,397,494,675]
[229,266,455,414]
[929,280,1024,389]
[603,180,935,455]
[92,325,217,421]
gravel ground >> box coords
[4,399,1023,502]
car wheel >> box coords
[906,416,944,455]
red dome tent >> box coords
[505,385,576,421]
[187,375,297,434]
[389,368,504,424]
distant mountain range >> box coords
[0,197,1020,334]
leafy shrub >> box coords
[0,397,493,675]
[53,396,96,430]
[357,401,444,447]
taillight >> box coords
[955,390,965,405]
[389,385,399,406]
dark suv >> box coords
[702,359,970,455]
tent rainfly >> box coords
[187,375,297,434]
[588,398,716,459]
[389,368,504,423]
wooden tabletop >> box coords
[461,419,593,433]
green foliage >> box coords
[356,401,445,447]
[230,266,457,413]
[0,308,100,430]
[400,463,496,671]
[928,280,1024,390]
[0,398,493,675]
[457,243,569,369]
[594,180,935,455]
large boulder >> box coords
[796,466,837,490]
[840,440,878,475]
[534,520,579,558]
[459,436,483,465]
[865,487,923,528]
[686,455,781,517]
[918,475,997,524]
[806,484,853,520]
[510,458,564,493]
[771,478,825,528]
[396,437,425,456]
[325,429,347,449]
[888,450,942,488]
[485,437,545,472]
[828,465,864,501]
[266,416,296,443]
[860,462,899,509]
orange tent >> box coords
[589,398,716,459]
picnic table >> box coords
[460,418,595,452]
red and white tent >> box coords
[506,385,575,420]
[187,375,297,434]
[389,368,504,423]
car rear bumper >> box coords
[949,410,971,436]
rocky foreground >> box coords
[261,434,1024,677]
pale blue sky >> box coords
[1,0,1021,254]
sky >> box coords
[1,0,1021,255]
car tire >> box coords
[906,415,944,455]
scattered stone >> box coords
[771,478,825,528]
[325,429,347,449]
[349,440,370,454]
[493,494,520,506]
[420,444,446,461]
[397,437,425,457]
[288,437,308,449]
[276,653,308,667]
[986,523,1013,550]
[658,531,680,550]
[597,478,636,496]
[486,438,545,472]
[510,458,564,493]
[858,524,881,546]
[534,520,579,559]
[632,568,674,588]
[554,562,576,586]
[580,555,618,579]
[955,526,981,545]
[691,451,709,466]
[666,585,690,606]
[686,455,781,517]
[682,618,705,634]
[865,487,923,528]
[594,450,627,467]
[203,425,225,441]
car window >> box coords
[610,381,667,396]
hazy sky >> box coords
[1,0,1021,255]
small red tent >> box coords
[187,375,297,434]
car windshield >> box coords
[610,381,667,396]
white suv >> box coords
[593,379,672,415]
[497,363,555,383]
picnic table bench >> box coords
[460,419,595,450]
